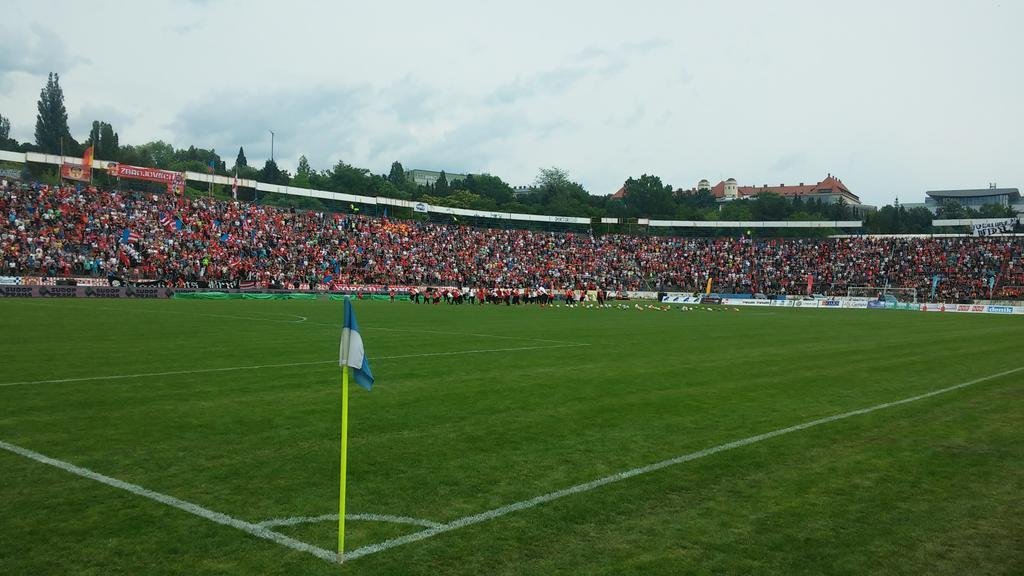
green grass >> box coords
[1,299,1022,575]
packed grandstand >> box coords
[2,181,1023,302]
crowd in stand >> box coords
[3,182,1024,302]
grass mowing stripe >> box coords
[342,364,1024,563]
[361,326,585,345]
[0,360,336,387]
[12,299,581,345]
[12,300,311,324]
[0,344,589,387]
[0,439,340,564]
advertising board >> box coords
[0,286,170,298]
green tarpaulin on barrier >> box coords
[329,294,410,302]
[277,293,318,300]
[173,291,231,300]
[173,292,319,300]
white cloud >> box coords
[0,0,1021,205]
[0,23,86,92]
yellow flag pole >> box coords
[338,365,350,558]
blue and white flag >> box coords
[340,298,374,391]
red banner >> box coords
[107,163,185,194]
[60,163,91,182]
[806,274,814,295]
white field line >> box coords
[0,344,589,388]
[342,364,1024,562]
[3,366,1020,566]
[257,512,442,530]
[0,439,340,564]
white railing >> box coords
[932,218,1018,226]
[3,148,868,228]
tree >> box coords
[134,140,175,168]
[374,178,410,201]
[978,203,1017,218]
[520,167,597,217]
[100,122,118,159]
[235,147,248,169]
[534,166,572,189]
[323,159,373,196]
[388,161,406,186]
[936,199,966,219]
[34,73,74,154]
[621,174,676,218]
[689,189,717,210]
[441,190,482,209]
[904,207,933,233]
[292,155,313,188]
[718,199,753,221]
[471,174,514,206]
[751,192,790,220]
[85,120,120,160]
[523,168,593,217]
[260,159,284,185]
[827,199,850,220]
[0,113,10,145]
[434,171,450,196]
[87,121,100,150]
[866,205,898,233]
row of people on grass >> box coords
[406,286,608,305]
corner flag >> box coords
[340,299,374,390]
[337,298,372,559]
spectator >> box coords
[2,181,1022,302]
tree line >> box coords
[0,73,1017,234]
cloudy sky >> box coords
[1,0,1020,205]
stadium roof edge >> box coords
[926,188,1020,199]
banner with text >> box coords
[107,163,186,194]
[972,218,1018,237]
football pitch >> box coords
[2,298,1023,575]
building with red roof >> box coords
[697,174,860,205]
[612,173,873,213]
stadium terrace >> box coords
[3,181,1023,302]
